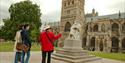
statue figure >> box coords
[68,22,82,40]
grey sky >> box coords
[0,0,125,26]
[85,0,125,14]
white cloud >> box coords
[85,0,125,15]
[41,10,61,22]
[40,0,61,14]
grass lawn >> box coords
[89,51,125,61]
[0,41,14,52]
[0,41,41,52]
[31,43,41,51]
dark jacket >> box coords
[21,29,31,49]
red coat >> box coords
[39,31,61,51]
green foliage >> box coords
[9,1,41,25]
[0,19,17,40]
[31,27,40,42]
[1,0,41,41]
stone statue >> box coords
[68,22,82,40]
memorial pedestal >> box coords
[52,39,102,63]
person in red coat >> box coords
[39,25,61,63]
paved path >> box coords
[0,52,125,63]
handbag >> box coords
[22,44,30,52]
[16,43,23,51]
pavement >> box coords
[0,52,125,63]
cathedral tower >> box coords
[60,0,85,44]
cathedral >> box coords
[85,10,125,53]
[50,0,125,53]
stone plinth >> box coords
[63,39,83,50]
[52,39,102,63]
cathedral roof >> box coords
[86,12,125,22]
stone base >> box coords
[52,39,102,63]
[52,49,102,63]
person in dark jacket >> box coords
[21,24,31,63]
[39,25,61,63]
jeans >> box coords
[21,50,30,63]
[42,51,53,63]
[14,52,22,63]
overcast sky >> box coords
[0,0,125,26]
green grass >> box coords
[31,43,41,51]
[0,41,14,52]
[0,41,41,52]
[89,51,125,61]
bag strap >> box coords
[45,32,53,46]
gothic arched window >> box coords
[72,0,74,4]
[112,23,119,31]
[90,37,95,51]
[68,1,70,5]
[122,37,125,49]
[122,22,125,31]
[64,22,71,32]
[86,25,88,32]
[64,2,66,6]
[101,24,105,32]
[67,10,70,14]
[93,24,98,32]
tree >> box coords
[1,0,41,41]
[31,27,39,42]
[9,0,41,27]
[0,19,17,40]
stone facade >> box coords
[53,0,125,53]
[85,13,125,53]
[51,12,125,53]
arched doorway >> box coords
[99,39,103,51]
[64,22,71,32]
[90,37,95,51]
[111,37,119,52]
[122,38,125,50]
[82,37,86,49]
